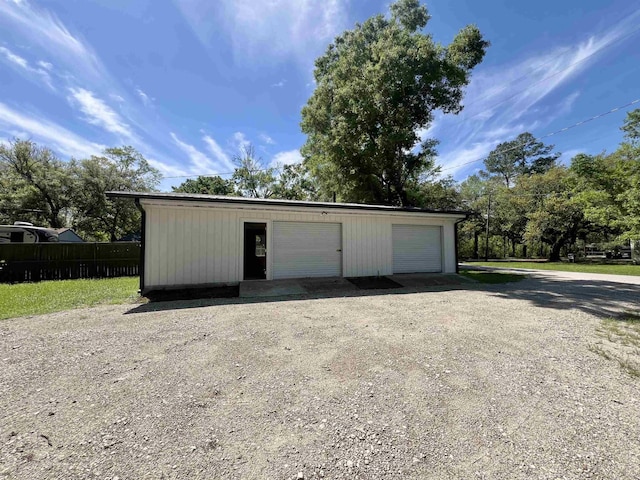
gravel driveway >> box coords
[1,276,639,479]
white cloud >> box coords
[557,148,584,166]
[0,102,105,158]
[171,132,234,173]
[259,133,275,145]
[0,46,28,68]
[0,0,102,79]
[0,1,228,186]
[271,149,302,167]
[437,141,501,176]
[146,157,189,178]
[0,45,54,88]
[174,0,348,64]
[202,134,235,171]
[37,60,53,70]
[136,88,153,107]
[558,91,580,115]
[233,131,251,151]
[271,80,285,88]
[432,12,640,178]
[0,0,160,129]
[68,88,132,139]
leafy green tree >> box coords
[71,146,160,241]
[411,175,461,210]
[570,153,623,238]
[569,110,640,241]
[458,174,491,259]
[0,139,74,228]
[612,151,640,239]
[482,132,559,187]
[486,188,520,257]
[271,163,318,200]
[520,168,583,261]
[232,145,277,198]
[621,108,640,146]
[301,0,489,205]
[616,109,640,238]
[172,175,236,196]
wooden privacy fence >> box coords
[0,242,141,283]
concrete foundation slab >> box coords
[239,277,357,298]
[239,274,469,298]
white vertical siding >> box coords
[141,200,461,290]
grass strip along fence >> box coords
[0,242,140,283]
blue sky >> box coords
[1,0,639,191]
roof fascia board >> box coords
[139,197,466,220]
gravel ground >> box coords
[1,276,640,480]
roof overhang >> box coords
[106,191,469,219]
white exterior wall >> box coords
[141,199,462,290]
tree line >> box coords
[1,0,637,259]
[0,142,159,241]
[457,118,640,261]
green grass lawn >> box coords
[459,269,525,284]
[466,262,640,276]
[0,277,140,320]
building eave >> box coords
[106,191,469,218]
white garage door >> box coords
[392,224,442,273]
[272,222,342,279]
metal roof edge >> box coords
[106,191,469,217]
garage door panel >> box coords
[392,224,442,273]
[273,222,342,279]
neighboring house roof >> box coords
[106,191,469,217]
[55,228,85,242]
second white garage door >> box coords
[392,224,442,273]
[272,222,342,279]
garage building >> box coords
[107,192,467,295]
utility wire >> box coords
[439,98,640,173]
[161,165,285,180]
[158,23,640,182]
[158,98,639,181]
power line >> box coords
[439,98,640,173]
[159,99,638,182]
[157,21,640,182]
[161,165,285,180]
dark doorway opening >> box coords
[244,222,267,280]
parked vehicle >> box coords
[0,222,59,243]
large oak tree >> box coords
[300,0,489,206]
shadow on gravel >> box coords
[124,274,640,318]
[485,277,640,318]
[125,283,472,315]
